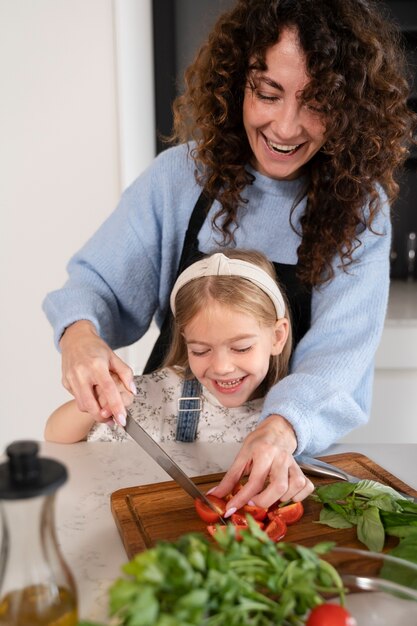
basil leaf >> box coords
[314,481,357,502]
[354,480,407,501]
[317,507,354,529]
[357,506,385,552]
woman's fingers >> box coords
[212,414,314,513]
[60,320,133,423]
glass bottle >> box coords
[0,440,78,625]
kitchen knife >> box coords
[296,454,417,502]
[125,413,226,523]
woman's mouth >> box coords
[266,137,302,156]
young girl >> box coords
[45,249,292,448]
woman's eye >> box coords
[255,91,279,102]
[305,101,325,114]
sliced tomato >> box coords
[264,517,287,542]
[306,604,357,626]
[230,512,264,530]
[268,501,304,525]
[207,524,247,541]
[194,495,226,523]
[230,512,248,526]
[242,503,268,522]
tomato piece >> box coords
[264,517,287,542]
[206,524,247,541]
[306,604,357,626]
[230,512,248,526]
[230,513,264,530]
[194,495,226,523]
[268,501,304,525]
[242,503,268,522]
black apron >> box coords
[144,188,312,375]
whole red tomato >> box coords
[194,495,226,523]
[306,604,357,626]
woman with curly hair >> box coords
[43,0,416,512]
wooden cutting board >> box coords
[110,452,417,559]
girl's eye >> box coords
[233,346,252,354]
[189,349,209,357]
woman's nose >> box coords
[272,101,301,139]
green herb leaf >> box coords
[357,506,385,552]
[314,481,356,502]
[317,506,354,529]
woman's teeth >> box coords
[267,138,300,154]
[217,378,243,388]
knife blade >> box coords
[296,454,417,503]
[125,414,226,523]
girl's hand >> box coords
[60,320,136,425]
[209,414,314,515]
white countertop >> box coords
[40,440,417,623]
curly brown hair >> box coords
[171,0,416,285]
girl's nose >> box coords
[210,352,235,376]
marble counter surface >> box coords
[42,441,417,623]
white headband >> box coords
[170,253,286,319]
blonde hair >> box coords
[163,249,292,395]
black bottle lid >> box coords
[0,440,67,499]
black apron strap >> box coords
[273,263,311,348]
[143,188,213,375]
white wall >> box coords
[0,0,154,450]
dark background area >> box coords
[152,0,417,280]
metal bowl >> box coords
[319,546,417,625]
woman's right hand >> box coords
[59,320,136,426]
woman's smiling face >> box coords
[243,27,327,181]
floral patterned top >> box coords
[87,367,263,443]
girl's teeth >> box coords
[267,139,299,153]
[217,378,243,388]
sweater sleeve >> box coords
[42,168,161,349]
[42,145,199,350]
[260,193,392,455]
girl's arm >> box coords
[44,400,96,443]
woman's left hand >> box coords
[209,414,314,516]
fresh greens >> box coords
[78,517,346,626]
[312,479,417,554]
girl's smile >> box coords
[183,300,287,408]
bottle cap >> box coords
[0,440,67,499]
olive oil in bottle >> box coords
[0,441,78,626]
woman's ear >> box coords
[270,318,290,355]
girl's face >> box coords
[243,27,326,181]
[183,301,288,408]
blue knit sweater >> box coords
[43,143,391,455]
